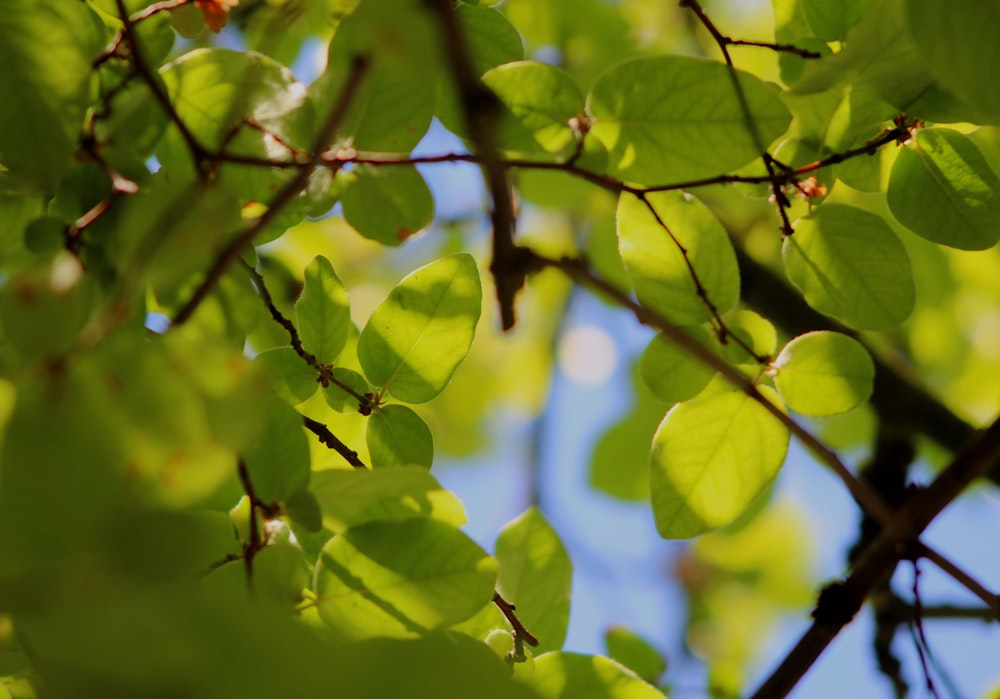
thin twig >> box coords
[302,416,367,470]
[171,55,370,327]
[493,591,540,647]
[919,543,1000,619]
[236,459,263,592]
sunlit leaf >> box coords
[650,383,789,539]
[887,128,1000,251]
[358,254,482,403]
[367,404,434,469]
[605,627,667,685]
[783,204,914,330]
[314,518,497,640]
[589,56,791,184]
[773,331,875,416]
[517,652,664,699]
[310,466,467,532]
[618,191,740,325]
[495,507,572,653]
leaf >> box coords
[284,488,323,533]
[517,652,664,699]
[605,627,667,685]
[310,466,467,533]
[617,191,740,325]
[242,397,310,504]
[782,204,914,330]
[157,48,313,196]
[366,404,434,469]
[887,128,1000,251]
[801,0,868,41]
[482,61,585,155]
[588,56,791,184]
[341,165,435,246]
[0,1,105,188]
[905,1,1000,123]
[255,347,319,405]
[639,328,716,404]
[313,0,438,152]
[650,384,790,539]
[296,256,351,365]
[358,254,482,403]
[314,518,497,640]
[773,331,875,416]
[495,507,573,653]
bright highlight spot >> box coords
[558,325,618,384]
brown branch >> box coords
[424,0,521,330]
[302,416,367,470]
[530,252,895,528]
[748,414,1000,699]
[170,54,370,327]
[918,544,1000,618]
[493,591,540,648]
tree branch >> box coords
[748,414,1000,699]
[424,0,522,330]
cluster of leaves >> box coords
[1,0,999,698]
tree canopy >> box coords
[1,0,999,698]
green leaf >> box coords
[905,1,1000,123]
[367,404,434,469]
[801,0,868,41]
[495,507,572,653]
[639,328,716,404]
[285,488,323,533]
[650,383,790,539]
[310,466,467,533]
[517,652,664,699]
[605,627,667,685]
[243,397,310,504]
[0,1,105,188]
[358,253,482,403]
[887,128,1000,251]
[157,48,313,195]
[617,191,740,325]
[718,310,777,365]
[314,518,497,640]
[255,347,319,405]
[588,56,791,184]
[773,331,875,416]
[483,61,585,155]
[296,256,351,364]
[341,165,435,246]
[250,541,310,607]
[783,204,914,330]
[314,0,438,152]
